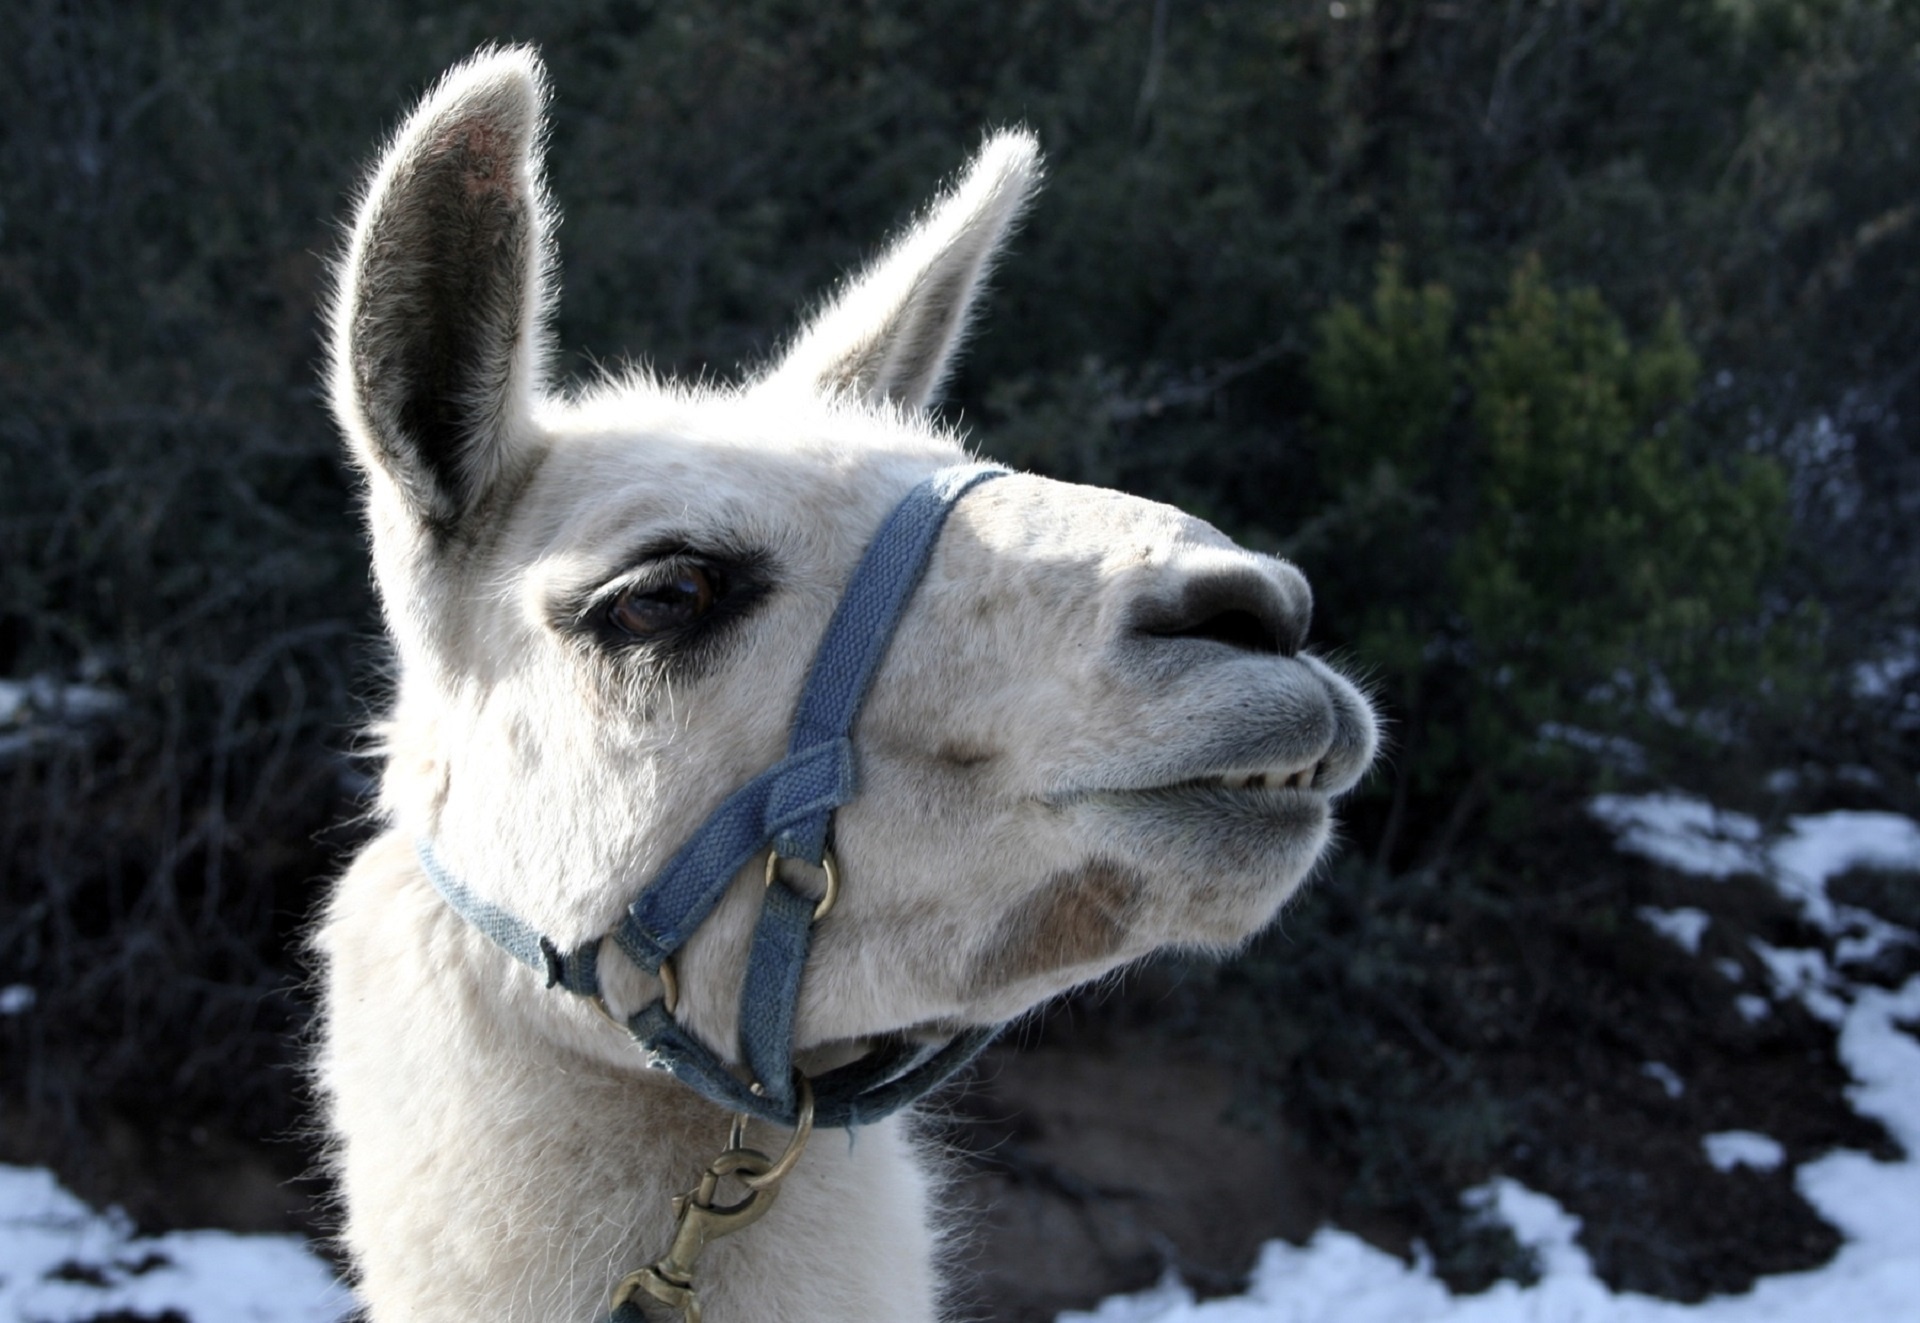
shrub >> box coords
[1307,255,1795,866]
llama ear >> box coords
[768,131,1042,413]
[328,48,554,535]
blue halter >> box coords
[416,462,1008,1129]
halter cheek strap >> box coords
[417,462,1008,1129]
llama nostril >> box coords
[1134,566,1310,658]
[1179,608,1283,655]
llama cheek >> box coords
[977,858,1144,990]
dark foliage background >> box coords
[4,0,1918,1307]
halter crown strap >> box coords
[418,462,1007,1127]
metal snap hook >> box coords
[611,1075,816,1322]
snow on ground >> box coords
[1591,794,1920,949]
[0,1166,350,1323]
[1588,794,1764,878]
[1703,1131,1786,1173]
[1064,799,1920,1323]
[1770,813,1920,953]
[1635,905,1711,955]
[1639,1061,1685,1099]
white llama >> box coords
[317,46,1377,1323]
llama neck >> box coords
[319,832,942,1323]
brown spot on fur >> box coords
[983,859,1143,986]
[936,743,996,769]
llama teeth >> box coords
[1215,769,1304,791]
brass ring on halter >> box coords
[590,951,679,1030]
[656,957,681,1014]
[588,992,626,1033]
[763,847,840,922]
[736,1074,815,1191]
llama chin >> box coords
[316,45,1377,1323]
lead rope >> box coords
[611,1077,816,1323]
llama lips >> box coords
[1213,765,1318,791]
[1073,769,1334,871]
[1058,759,1324,803]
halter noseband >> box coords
[416,462,1008,1129]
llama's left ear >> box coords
[768,131,1042,413]
[327,47,554,536]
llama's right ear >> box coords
[767,132,1043,413]
[328,48,553,536]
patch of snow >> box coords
[0,1165,351,1323]
[1596,795,1919,1070]
[1703,1131,1786,1173]
[1768,811,1920,937]
[1591,796,1920,961]
[1066,973,1920,1322]
[0,984,34,1015]
[1834,913,1917,971]
[1636,906,1711,955]
[1640,1061,1685,1099]
[1748,939,1848,1024]
[1588,794,1763,878]
[1714,958,1745,983]
[1075,804,1920,1322]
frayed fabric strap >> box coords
[416,462,1008,1129]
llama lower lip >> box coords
[1076,782,1332,873]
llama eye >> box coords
[607,565,720,639]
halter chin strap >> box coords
[416,462,1008,1129]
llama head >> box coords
[328,47,1377,1071]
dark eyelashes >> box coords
[552,543,775,665]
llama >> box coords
[316,46,1378,1323]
